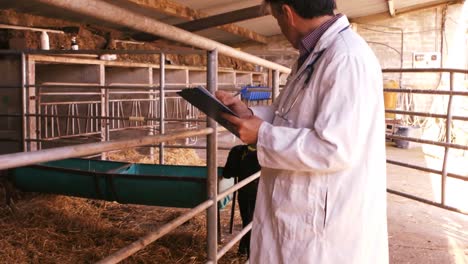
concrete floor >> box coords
[386,145,468,264]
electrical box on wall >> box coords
[412,52,441,68]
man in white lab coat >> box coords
[217,0,389,263]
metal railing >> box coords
[2,0,294,259]
[383,68,468,215]
[0,49,268,263]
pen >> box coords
[232,90,242,97]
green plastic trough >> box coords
[10,158,233,208]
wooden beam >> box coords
[350,0,463,23]
[124,0,268,44]
[176,5,264,32]
[395,0,463,15]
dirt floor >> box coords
[0,137,467,263]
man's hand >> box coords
[215,91,252,118]
[222,113,263,145]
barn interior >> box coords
[0,0,467,263]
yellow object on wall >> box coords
[383,80,399,119]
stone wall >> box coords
[0,9,255,71]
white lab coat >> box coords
[250,16,388,264]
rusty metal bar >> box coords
[387,189,468,215]
[385,109,468,122]
[0,128,213,171]
[206,49,218,263]
[96,199,214,264]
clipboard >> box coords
[177,87,240,137]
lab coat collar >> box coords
[292,15,351,79]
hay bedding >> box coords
[0,148,247,263]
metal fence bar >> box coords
[149,66,156,161]
[39,92,102,96]
[385,109,468,121]
[217,172,261,202]
[272,70,280,102]
[21,53,27,152]
[387,159,468,181]
[386,134,468,151]
[17,84,271,91]
[206,49,218,264]
[387,189,468,215]
[217,223,253,261]
[0,114,209,125]
[0,128,212,171]
[23,84,186,90]
[383,68,468,74]
[384,88,468,96]
[36,83,42,150]
[159,53,166,165]
[441,73,455,205]
[96,199,214,264]
[384,68,468,216]
[1,49,206,56]
[164,145,232,151]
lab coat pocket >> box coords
[271,180,326,242]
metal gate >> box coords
[383,68,468,215]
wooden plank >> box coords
[125,0,268,43]
[175,5,264,33]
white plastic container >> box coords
[99,54,117,61]
[40,31,50,50]
[71,37,79,50]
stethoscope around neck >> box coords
[274,50,325,124]
[274,25,350,124]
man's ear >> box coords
[282,4,296,27]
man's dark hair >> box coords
[263,0,336,19]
